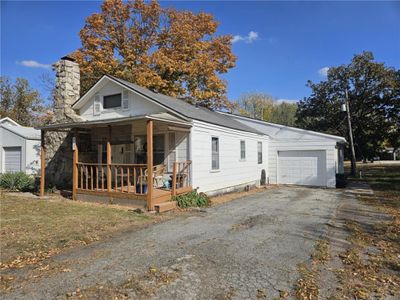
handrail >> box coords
[77,162,146,167]
[110,163,147,167]
[77,162,107,166]
[172,160,192,195]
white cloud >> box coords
[232,31,259,44]
[276,98,298,103]
[318,67,330,77]
[17,60,50,69]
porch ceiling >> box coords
[39,113,192,131]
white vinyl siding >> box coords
[191,120,268,194]
[211,137,219,170]
[79,81,166,120]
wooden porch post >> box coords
[40,130,46,197]
[72,129,79,200]
[107,126,112,193]
[172,162,177,196]
[146,120,154,210]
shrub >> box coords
[0,172,35,192]
[173,189,209,208]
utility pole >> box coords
[345,88,357,176]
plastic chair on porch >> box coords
[143,164,165,188]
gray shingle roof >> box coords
[107,75,263,135]
[1,123,40,140]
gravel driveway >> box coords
[3,186,346,299]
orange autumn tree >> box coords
[73,0,236,109]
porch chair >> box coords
[152,164,166,188]
[143,164,166,188]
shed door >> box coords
[4,147,22,172]
[278,150,326,187]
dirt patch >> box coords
[210,186,277,206]
[66,266,181,299]
[230,214,278,231]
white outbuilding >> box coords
[0,117,41,174]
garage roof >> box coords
[0,118,40,140]
[219,112,347,143]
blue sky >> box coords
[1,1,399,104]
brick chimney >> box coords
[52,55,83,123]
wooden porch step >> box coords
[152,194,172,204]
[155,201,177,213]
[152,189,172,204]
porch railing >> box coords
[76,162,147,195]
[172,160,192,195]
[75,160,192,197]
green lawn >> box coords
[348,163,400,189]
[347,162,400,209]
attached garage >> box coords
[277,150,326,186]
[4,147,22,172]
[224,113,347,188]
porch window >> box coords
[211,137,219,170]
[167,132,176,172]
[134,135,165,165]
[103,93,122,109]
[240,140,246,160]
[258,142,263,164]
[153,135,165,166]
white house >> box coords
[39,57,345,211]
[0,117,41,174]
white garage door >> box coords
[4,147,22,172]
[278,150,326,187]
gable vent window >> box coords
[103,93,122,109]
[93,94,101,115]
[122,90,129,110]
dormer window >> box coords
[103,93,122,109]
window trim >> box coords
[257,141,263,164]
[240,140,246,161]
[102,93,122,110]
[211,136,220,171]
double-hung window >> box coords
[211,137,219,170]
[240,140,246,160]
[103,93,122,109]
[257,142,263,164]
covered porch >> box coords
[40,114,193,211]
